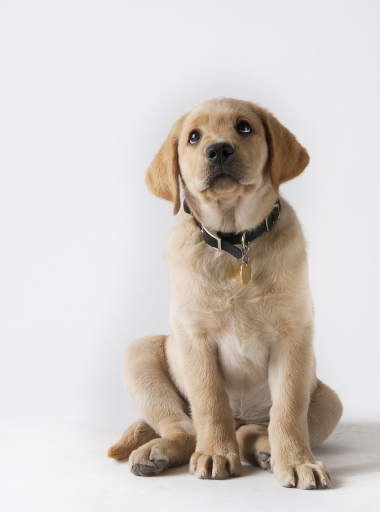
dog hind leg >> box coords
[236,379,343,472]
[236,423,271,471]
[308,378,343,447]
[108,419,158,461]
[116,334,196,476]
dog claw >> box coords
[153,459,166,469]
[259,451,270,462]
[139,464,154,474]
[131,465,141,476]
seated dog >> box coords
[108,98,343,489]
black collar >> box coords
[183,199,281,260]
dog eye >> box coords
[236,121,251,134]
[188,130,202,144]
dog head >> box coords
[146,98,309,215]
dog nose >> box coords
[205,143,234,164]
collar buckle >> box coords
[266,202,281,231]
[202,225,222,251]
[241,231,249,263]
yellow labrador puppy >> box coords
[108,98,343,489]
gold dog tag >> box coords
[240,262,251,286]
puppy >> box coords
[108,98,343,489]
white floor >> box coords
[2,419,380,512]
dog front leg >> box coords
[180,336,242,480]
[268,331,331,490]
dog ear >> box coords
[253,106,310,192]
[145,116,186,215]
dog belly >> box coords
[216,329,272,425]
[226,381,272,426]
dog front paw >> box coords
[273,457,331,490]
[189,449,242,480]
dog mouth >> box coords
[199,163,255,197]
[204,164,243,190]
[209,173,239,190]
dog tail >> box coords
[108,419,159,460]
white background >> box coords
[1,1,380,511]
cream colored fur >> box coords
[108,98,343,489]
